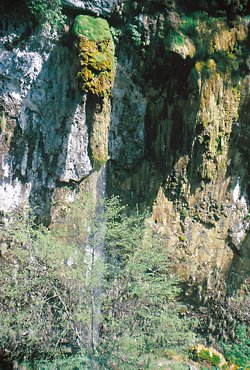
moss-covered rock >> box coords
[191,344,229,368]
[73,15,115,98]
[167,30,196,59]
[73,15,112,42]
[89,98,111,170]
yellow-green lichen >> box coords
[73,15,115,98]
[179,234,187,242]
[191,345,228,369]
[89,98,111,170]
[199,349,221,365]
[178,12,248,81]
[0,112,6,134]
[195,60,205,74]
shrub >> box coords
[25,0,65,30]
[222,324,250,369]
[128,23,142,47]
[0,196,197,368]
[0,208,97,363]
[97,197,196,368]
[110,26,121,44]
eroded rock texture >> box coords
[106,4,250,333]
[0,4,110,222]
[61,0,119,16]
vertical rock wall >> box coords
[0,4,111,223]
[107,7,250,310]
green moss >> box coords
[178,12,222,59]
[199,349,212,361]
[166,31,185,48]
[198,349,222,366]
[73,15,112,43]
[91,156,107,171]
[180,15,198,36]
[211,353,221,365]
[73,15,115,98]
[212,51,240,80]
[215,135,223,154]
[88,98,110,170]
[176,11,247,83]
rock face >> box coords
[104,6,249,338]
[109,63,146,169]
[0,20,91,219]
[61,0,119,16]
[106,5,250,330]
[0,0,249,337]
[0,5,111,222]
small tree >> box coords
[0,209,93,363]
[0,196,196,368]
[97,197,196,369]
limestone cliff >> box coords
[0,0,249,341]
[0,1,112,223]
[107,1,250,338]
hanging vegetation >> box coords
[73,15,115,98]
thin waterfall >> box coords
[84,165,106,352]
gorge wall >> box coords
[0,0,249,340]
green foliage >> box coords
[110,26,121,44]
[212,51,240,78]
[97,197,196,368]
[191,345,226,368]
[198,349,211,361]
[222,324,250,369]
[173,11,247,83]
[128,23,142,47]
[21,353,94,369]
[0,209,97,362]
[25,0,65,30]
[0,196,196,367]
[179,14,199,38]
[215,135,223,154]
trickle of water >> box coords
[84,165,106,352]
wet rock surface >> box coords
[61,0,119,16]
